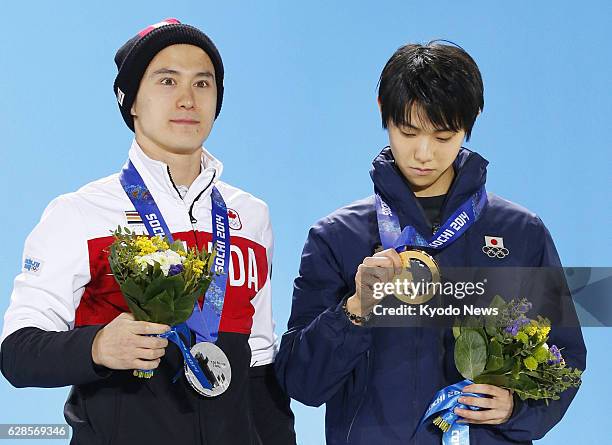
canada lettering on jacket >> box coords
[206,242,259,292]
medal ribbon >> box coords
[416,380,484,445]
[160,323,212,389]
[120,160,230,342]
[375,187,488,445]
[185,187,230,343]
[375,185,487,252]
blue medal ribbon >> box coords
[375,187,488,445]
[119,159,231,388]
[185,187,230,343]
[417,380,484,445]
[375,185,487,252]
[160,324,211,389]
[120,161,175,242]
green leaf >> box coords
[483,357,514,375]
[511,358,522,378]
[473,374,510,387]
[452,324,461,340]
[143,291,175,325]
[125,300,151,322]
[511,373,538,391]
[489,295,506,310]
[143,274,170,300]
[455,330,487,380]
[484,324,499,338]
[120,279,146,305]
[461,316,481,330]
[489,338,503,356]
[173,294,199,324]
[485,355,505,372]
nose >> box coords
[414,137,434,163]
[177,85,195,110]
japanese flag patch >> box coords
[482,236,510,259]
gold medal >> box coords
[394,250,441,305]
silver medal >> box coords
[185,342,231,397]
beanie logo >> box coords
[138,18,181,38]
[116,88,125,106]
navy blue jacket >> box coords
[275,147,586,444]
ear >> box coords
[130,102,137,118]
[377,97,382,113]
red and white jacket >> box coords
[1,140,277,367]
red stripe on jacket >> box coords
[75,231,268,334]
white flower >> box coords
[134,249,184,276]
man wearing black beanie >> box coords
[1,18,295,445]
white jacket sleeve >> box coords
[1,194,91,345]
[248,203,278,367]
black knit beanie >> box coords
[113,18,224,132]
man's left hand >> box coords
[454,384,514,425]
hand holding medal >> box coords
[346,248,403,324]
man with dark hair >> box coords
[1,18,295,445]
[275,41,586,444]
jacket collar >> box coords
[127,139,224,207]
[369,146,489,236]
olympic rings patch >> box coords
[481,245,509,258]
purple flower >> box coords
[505,316,530,336]
[547,344,563,365]
[168,264,184,276]
[517,301,532,314]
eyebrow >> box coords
[150,68,214,79]
[403,123,455,133]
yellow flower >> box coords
[523,356,538,371]
[151,236,169,251]
[134,236,156,255]
[185,257,205,278]
[523,323,538,337]
[536,326,551,342]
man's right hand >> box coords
[346,248,403,323]
[91,312,170,370]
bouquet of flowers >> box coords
[424,295,584,434]
[107,226,216,378]
[451,296,582,403]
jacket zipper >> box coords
[346,349,370,443]
[166,165,216,445]
[166,165,216,242]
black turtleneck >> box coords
[416,194,446,234]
